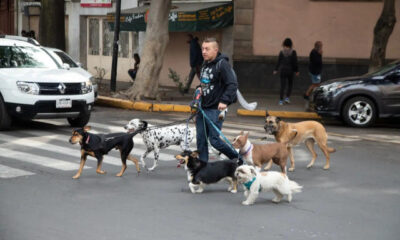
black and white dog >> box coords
[175,150,238,194]
[125,118,194,171]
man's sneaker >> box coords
[303,94,309,100]
[284,97,290,104]
[279,100,284,105]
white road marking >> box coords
[0,147,90,171]
[0,164,35,178]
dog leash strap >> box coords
[198,106,236,153]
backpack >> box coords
[215,59,238,104]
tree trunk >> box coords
[369,0,396,72]
[39,0,66,51]
[125,0,171,100]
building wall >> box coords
[252,0,400,59]
[159,30,223,88]
[233,0,400,94]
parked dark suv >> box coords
[312,60,400,127]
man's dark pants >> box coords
[196,108,238,162]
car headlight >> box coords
[81,80,93,94]
[17,81,40,95]
[321,82,349,92]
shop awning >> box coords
[106,1,233,32]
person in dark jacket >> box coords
[304,41,323,100]
[183,34,203,94]
[128,53,140,82]
[195,37,242,165]
[273,38,299,105]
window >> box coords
[131,32,139,57]
[102,19,112,56]
[119,31,129,58]
[0,46,58,69]
[89,18,99,55]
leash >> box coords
[143,116,195,132]
[197,105,237,154]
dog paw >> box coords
[323,165,330,170]
[242,201,252,206]
[230,189,237,194]
[306,163,313,169]
[147,167,156,172]
[96,170,106,175]
[272,197,281,203]
[288,167,295,172]
[72,175,80,179]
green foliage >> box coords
[168,68,186,94]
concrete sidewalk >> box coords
[95,86,319,119]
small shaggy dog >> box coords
[235,165,302,205]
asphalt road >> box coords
[0,107,399,240]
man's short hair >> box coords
[202,37,219,49]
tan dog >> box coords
[233,131,289,174]
[264,113,335,171]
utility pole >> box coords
[110,0,121,92]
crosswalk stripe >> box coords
[0,164,35,178]
[0,133,123,166]
[0,147,90,171]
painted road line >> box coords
[0,147,90,171]
[0,133,123,166]
[0,164,35,178]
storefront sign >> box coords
[107,2,233,32]
[81,0,112,8]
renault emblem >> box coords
[58,83,66,94]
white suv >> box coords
[0,35,94,130]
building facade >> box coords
[233,0,400,93]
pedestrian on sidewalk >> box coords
[195,37,242,165]
[128,53,140,82]
[304,41,323,100]
[182,34,203,94]
[273,38,299,105]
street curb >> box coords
[96,96,191,113]
[96,96,320,119]
[237,109,321,119]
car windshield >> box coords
[365,61,400,77]
[48,50,78,68]
[0,45,58,68]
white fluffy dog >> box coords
[235,165,302,205]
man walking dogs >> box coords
[196,37,242,165]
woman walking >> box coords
[273,38,299,105]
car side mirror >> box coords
[62,63,70,70]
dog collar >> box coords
[240,144,253,156]
[243,177,261,192]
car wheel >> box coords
[0,96,12,130]
[342,96,376,127]
[67,112,91,127]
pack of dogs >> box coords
[69,112,336,206]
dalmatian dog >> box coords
[125,118,194,171]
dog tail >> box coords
[288,179,303,193]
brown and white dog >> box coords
[264,112,336,171]
[232,131,289,174]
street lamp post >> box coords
[110,0,121,92]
